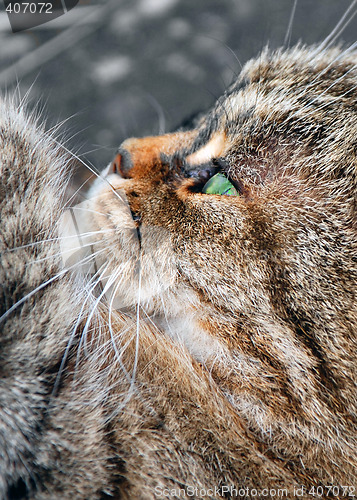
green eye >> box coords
[202,173,238,196]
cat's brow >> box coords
[186,132,226,165]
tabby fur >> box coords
[1,44,357,498]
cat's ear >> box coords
[110,130,197,180]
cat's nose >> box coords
[110,137,153,179]
[110,136,178,180]
[109,131,197,180]
[110,148,133,177]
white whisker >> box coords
[284,0,298,47]
[25,238,108,267]
[68,206,111,217]
[65,176,95,207]
[131,255,142,389]
[287,66,357,122]
[306,42,357,88]
[52,139,127,205]
[2,229,111,254]
[0,247,107,324]
[106,271,135,385]
[318,0,357,50]
[77,262,121,357]
[293,82,357,123]
[73,262,112,368]
[143,92,166,135]
[67,261,113,387]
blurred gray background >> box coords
[0,0,356,185]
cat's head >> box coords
[62,45,357,374]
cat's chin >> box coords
[59,167,180,313]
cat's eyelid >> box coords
[186,132,226,166]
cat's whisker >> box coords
[76,261,122,359]
[67,206,111,217]
[0,268,66,323]
[140,307,163,335]
[65,177,97,207]
[221,41,243,73]
[304,42,357,90]
[46,111,84,137]
[2,229,111,254]
[286,66,357,121]
[318,0,357,50]
[70,262,114,384]
[130,255,142,391]
[75,145,112,159]
[66,190,94,205]
[293,82,357,122]
[52,140,127,205]
[64,245,110,287]
[103,266,148,404]
[0,246,108,324]
[283,0,298,47]
[52,266,107,396]
[73,261,113,370]
[201,36,242,79]
[103,313,149,415]
[340,39,357,54]
[108,327,135,383]
[311,84,357,116]
[80,267,144,397]
[26,237,110,267]
[106,272,137,383]
[143,92,166,135]
[313,60,357,99]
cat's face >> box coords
[63,46,357,373]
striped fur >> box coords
[1,45,357,498]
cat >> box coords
[1,41,357,499]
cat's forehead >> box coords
[198,46,357,146]
[238,46,357,88]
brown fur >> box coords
[1,44,357,498]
